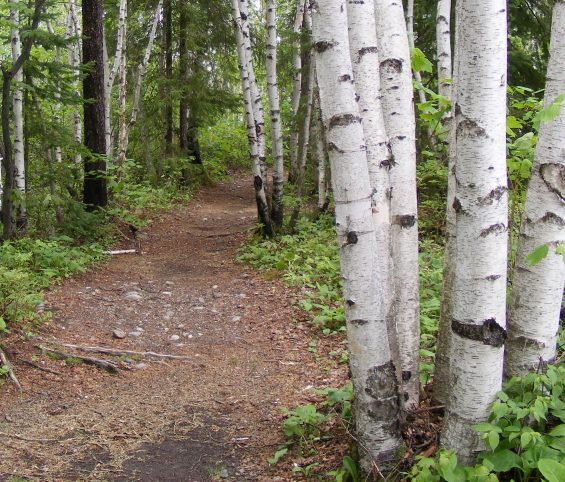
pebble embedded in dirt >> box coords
[112,329,126,339]
[129,331,142,337]
[124,291,143,301]
[231,316,241,322]
[169,335,180,342]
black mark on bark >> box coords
[314,40,337,53]
[451,318,506,347]
[329,113,360,128]
[380,58,403,73]
[478,186,507,205]
[480,223,507,237]
[393,214,416,228]
[346,231,358,245]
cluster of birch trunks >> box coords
[232,0,565,469]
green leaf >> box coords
[475,422,496,433]
[411,48,433,73]
[525,244,549,266]
[549,424,565,438]
[268,447,288,465]
[534,94,565,129]
[342,456,360,482]
[537,458,565,482]
[482,449,523,472]
[488,430,500,451]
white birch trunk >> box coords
[347,0,398,389]
[289,0,306,181]
[313,87,328,210]
[436,0,452,108]
[374,0,420,408]
[67,0,82,164]
[116,0,128,164]
[120,0,162,162]
[10,1,25,202]
[46,20,63,163]
[441,0,508,463]
[266,0,284,226]
[104,0,127,156]
[311,0,401,467]
[506,0,565,377]
[239,0,267,182]
[232,0,273,236]
[432,0,455,404]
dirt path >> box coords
[0,177,345,481]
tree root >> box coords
[0,347,23,391]
[36,345,120,374]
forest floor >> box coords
[0,176,348,481]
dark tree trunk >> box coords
[179,2,189,154]
[82,0,108,208]
[164,0,173,152]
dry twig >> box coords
[0,347,22,391]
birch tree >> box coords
[311,0,402,467]
[10,0,26,228]
[346,0,398,387]
[232,0,273,237]
[441,0,508,462]
[374,0,420,408]
[67,0,82,165]
[506,0,565,377]
[266,0,284,227]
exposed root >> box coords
[36,345,120,374]
[0,347,23,391]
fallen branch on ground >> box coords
[42,340,192,361]
[21,359,62,376]
[36,345,119,374]
[0,347,22,391]
[104,249,138,255]
[0,431,60,442]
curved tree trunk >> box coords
[441,0,507,463]
[266,0,284,227]
[374,0,420,409]
[505,0,565,377]
[232,0,273,237]
[347,0,399,391]
[311,0,402,469]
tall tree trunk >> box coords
[441,0,508,463]
[10,0,27,230]
[347,0,399,395]
[374,0,420,409]
[288,0,306,183]
[67,0,82,165]
[46,20,63,164]
[163,0,173,153]
[311,0,402,469]
[313,87,328,211]
[116,1,128,164]
[266,0,284,227]
[232,0,273,237]
[179,1,189,155]
[1,0,45,239]
[432,0,455,406]
[82,0,108,208]
[120,0,162,163]
[239,0,268,189]
[505,0,565,377]
[104,0,127,156]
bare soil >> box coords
[0,176,348,481]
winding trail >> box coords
[0,177,345,481]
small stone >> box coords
[134,363,147,370]
[194,306,204,311]
[162,291,172,296]
[112,329,126,339]
[231,316,241,322]
[164,310,174,320]
[235,293,247,299]
[219,468,229,479]
[165,281,174,286]
[124,291,143,301]
[170,335,180,342]
[212,285,219,290]
[198,296,205,304]
[129,331,142,337]
[178,324,185,328]
[213,292,221,299]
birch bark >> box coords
[120,0,162,162]
[441,0,508,462]
[67,0,82,164]
[10,0,26,226]
[116,1,128,164]
[506,0,565,377]
[311,0,402,467]
[104,0,127,155]
[232,0,273,237]
[432,0,454,404]
[346,0,398,388]
[313,87,329,211]
[374,0,420,408]
[289,0,306,182]
[266,0,284,227]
